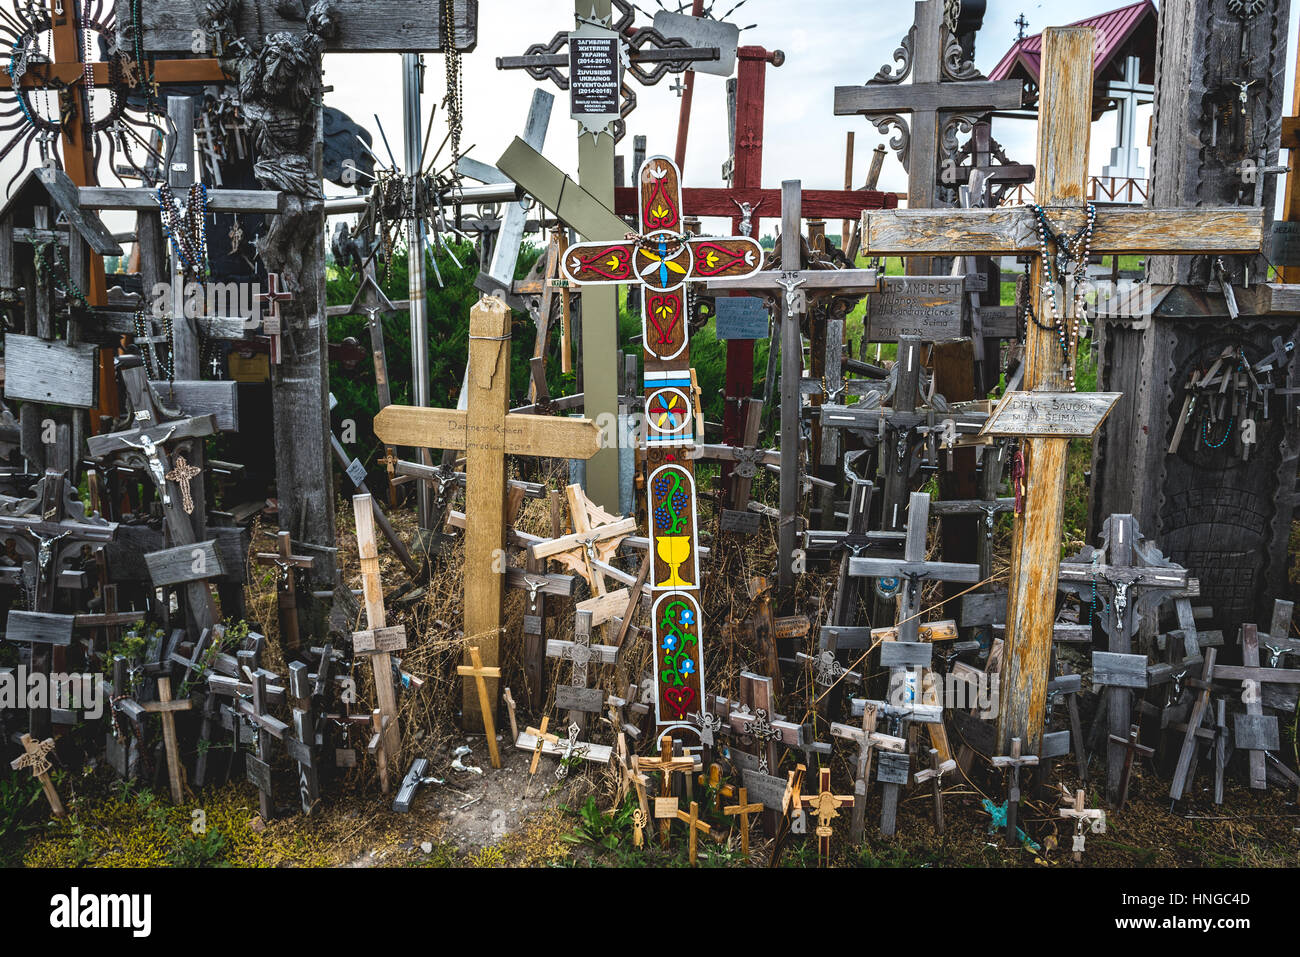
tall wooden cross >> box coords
[833,0,1024,275]
[858,26,1264,755]
[139,675,192,804]
[560,155,761,740]
[373,295,603,728]
[253,530,315,657]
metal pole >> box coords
[403,53,434,529]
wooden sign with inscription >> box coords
[715,297,770,340]
[1272,221,1300,268]
[654,796,680,819]
[720,509,761,535]
[555,684,605,714]
[865,277,967,342]
[352,625,408,655]
[773,615,812,639]
[980,390,1121,439]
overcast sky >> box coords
[316,0,1297,225]
[2,1,1297,225]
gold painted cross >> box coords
[723,786,764,858]
[800,767,855,866]
[859,27,1264,754]
[374,294,603,730]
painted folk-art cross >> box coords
[561,156,762,741]
[374,295,603,728]
[858,26,1263,756]
[10,734,66,819]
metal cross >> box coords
[165,455,202,515]
[555,722,589,780]
[743,707,781,772]
[119,426,177,508]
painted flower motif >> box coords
[678,608,695,627]
[679,659,696,676]
[661,634,678,652]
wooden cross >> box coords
[226,668,289,821]
[1105,724,1153,811]
[351,494,402,777]
[1058,788,1105,862]
[287,661,321,815]
[830,701,905,844]
[858,26,1263,757]
[524,716,559,779]
[1058,514,1191,802]
[255,272,294,365]
[913,747,956,835]
[1169,648,1219,803]
[800,767,855,866]
[374,294,602,728]
[991,737,1038,845]
[834,0,1023,274]
[694,398,779,518]
[636,738,699,848]
[850,491,981,643]
[139,675,193,804]
[672,799,711,866]
[86,355,224,633]
[457,645,503,769]
[254,530,315,656]
[1216,622,1300,789]
[560,155,762,736]
[707,184,879,586]
[10,733,66,818]
[722,786,764,859]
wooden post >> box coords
[140,675,193,804]
[842,131,855,252]
[457,645,503,769]
[778,180,803,588]
[351,494,401,769]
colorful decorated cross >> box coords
[561,156,763,740]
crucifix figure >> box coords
[731,198,762,237]
[254,530,316,657]
[1059,787,1105,862]
[374,294,603,729]
[1057,514,1190,802]
[858,25,1263,757]
[561,155,762,739]
[833,0,1023,275]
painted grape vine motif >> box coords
[653,471,689,534]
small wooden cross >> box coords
[253,530,315,655]
[800,767,856,866]
[140,675,194,804]
[913,747,957,835]
[368,709,391,795]
[10,734,66,818]
[352,495,402,774]
[991,737,1038,844]
[457,645,503,769]
[1105,724,1153,810]
[637,739,698,848]
[724,786,764,858]
[256,272,294,364]
[524,716,559,779]
[1058,788,1105,862]
[674,799,711,867]
[164,455,202,515]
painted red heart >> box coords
[663,685,696,719]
